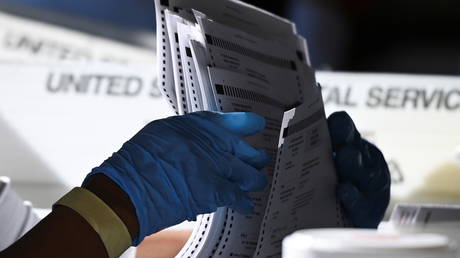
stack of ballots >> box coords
[155,0,346,257]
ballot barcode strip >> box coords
[205,34,297,71]
[215,84,285,109]
[172,32,188,113]
[283,110,324,138]
[184,54,200,110]
[156,3,178,114]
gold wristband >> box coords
[53,187,132,258]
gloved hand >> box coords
[328,111,391,228]
[84,112,269,245]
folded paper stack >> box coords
[154,0,346,257]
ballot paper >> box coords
[155,0,344,257]
[254,95,345,257]
[154,0,299,114]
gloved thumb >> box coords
[338,182,361,208]
[337,182,385,228]
[193,111,266,137]
[327,111,361,149]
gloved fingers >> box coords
[192,111,266,137]
[363,140,391,192]
[229,195,255,215]
[214,181,255,215]
[233,140,271,169]
[222,154,268,192]
[334,145,365,186]
[337,182,389,228]
[327,111,361,150]
[335,141,389,192]
[337,182,361,213]
[337,182,367,228]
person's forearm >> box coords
[0,174,139,258]
[0,205,107,258]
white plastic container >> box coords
[283,229,457,258]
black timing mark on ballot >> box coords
[174,33,179,44]
[282,110,324,138]
[205,34,297,71]
[186,47,192,57]
[160,0,169,7]
[215,84,285,109]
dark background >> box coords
[247,0,460,75]
[1,0,460,75]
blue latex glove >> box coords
[328,111,391,228]
[84,112,270,245]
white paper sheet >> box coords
[254,93,345,257]
[165,11,192,114]
[205,67,294,257]
[153,0,296,43]
[154,1,343,257]
[154,0,179,114]
[154,0,297,113]
[197,17,307,107]
[177,22,204,111]
[190,40,217,111]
